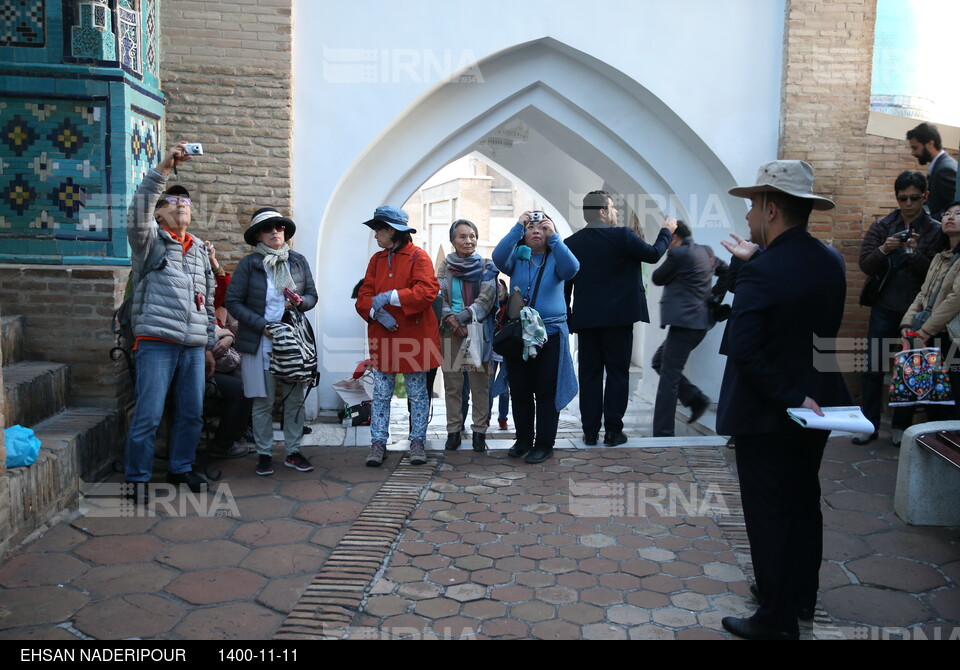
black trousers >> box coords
[506,334,561,449]
[577,326,633,436]
[735,421,828,635]
[211,369,253,449]
[651,326,706,437]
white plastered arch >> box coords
[309,37,747,411]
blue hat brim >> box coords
[362,218,417,234]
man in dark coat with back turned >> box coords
[717,160,851,640]
[565,191,676,446]
[650,220,727,436]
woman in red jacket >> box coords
[355,206,441,467]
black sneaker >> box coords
[444,432,462,451]
[256,455,274,476]
[284,452,314,472]
[165,471,207,493]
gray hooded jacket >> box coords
[127,168,216,349]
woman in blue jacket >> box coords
[492,212,579,464]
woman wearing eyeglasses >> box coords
[225,208,318,476]
[492,211,579,464]
[899,201,960,421]
[856,171,944,445]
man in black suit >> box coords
[565,190,676,446]
[717,160,851,640]
[907,122,958,220]
[650,221,727,436]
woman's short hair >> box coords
[449,219,478,242]
[374,222,412,248]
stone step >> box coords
[33,406,120,481]
[1,406,119,558]
[2,361,70,429]
[0,315,25,365]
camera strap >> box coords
[523,248,549,308]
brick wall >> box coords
[159,0,294,272]
[0,267,130,415]
[779,0,957,397]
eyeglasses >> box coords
[163,196,191,206]
[261,223,285,233]
[896,194,924,203]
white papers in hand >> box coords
[786,406,875,434]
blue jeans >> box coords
[125,341,205,482]
[489,360,509,420]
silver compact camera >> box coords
[529,211,544,222]
[183,142,204,156]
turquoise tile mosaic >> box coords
[0,0,44,47]
[0,0,164,263]
[0,97,106,233]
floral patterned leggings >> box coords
[371,370,429,443]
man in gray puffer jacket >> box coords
[124,142,216,503]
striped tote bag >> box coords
[266,309,319,385]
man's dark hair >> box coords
[582,190,611,223]
[894,170,928,194]
[674,220,692,239]
[766,192,814,228]
[906,122,943,151]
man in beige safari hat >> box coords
[717,160,851,640]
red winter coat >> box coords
[356,243,441,374]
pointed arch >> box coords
[308,37,745,409]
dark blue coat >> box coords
[716,226,851,436]
[564,226,672,332]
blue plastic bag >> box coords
[4,425,41,468]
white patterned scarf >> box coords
[257,242,295,294]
